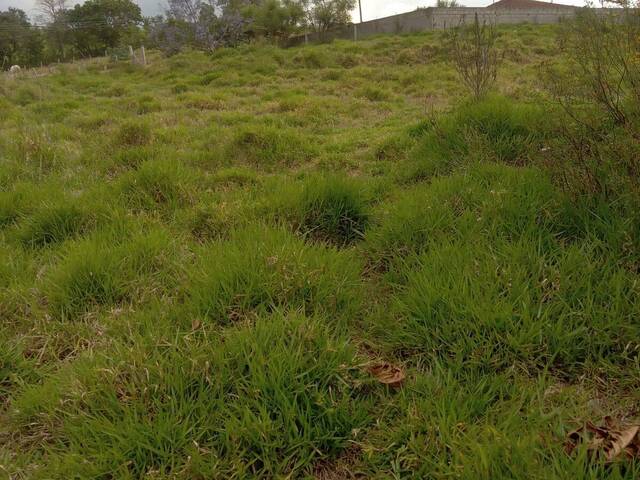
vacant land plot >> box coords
[1,25,639,479]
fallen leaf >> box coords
[191,319,201,330]
[368,362,405,388]
[607,425,639,461]
[565,417,640,462]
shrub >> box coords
[544,7,640,201]
[189,226,363,324]
[448,13,501,100]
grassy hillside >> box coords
[1,25,639,478]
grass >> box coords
[1,24,639,478]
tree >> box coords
[35,0,69,61]
[36,0,68,22]
[243,0,306,39]
[167,0,202,24]
[449,14,500,100]
[152,0,249,54]
[306,0,355,32]
[66,0,142,56]
[0,8,44,69]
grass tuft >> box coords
[115,120,153,147]
[189,226,363,324]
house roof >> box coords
[486,0,577,8]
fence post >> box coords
[141,46,147,66]
[304,32,308,45]
[129,45,136,64]
[354,23,358,41]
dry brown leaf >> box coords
[368,362,405,388]
[565,418,640,463]
[607,425,639,461]
[191,319,201,331]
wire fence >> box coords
[1,45,148,80]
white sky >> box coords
[1,0,588,21]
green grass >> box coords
[1,24,639,479]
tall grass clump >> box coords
[278,175,371,245]
[115,120,153,147]
[15,199,108,248]
[366,163,558,271]
[407,96,546,180]
[13,126,60,176]
[47,226,177,320]
[387,238,640,374]
[0,186,37,228]
[0,336,38,406]
[119,159,195,213]
[8,312,369,478]
[229,125,313,168]
[189,226,363,324]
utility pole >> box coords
[358,0,363,23]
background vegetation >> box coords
[1,10,640,479]
[1,0,356,68]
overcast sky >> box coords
[1,0,588,21]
